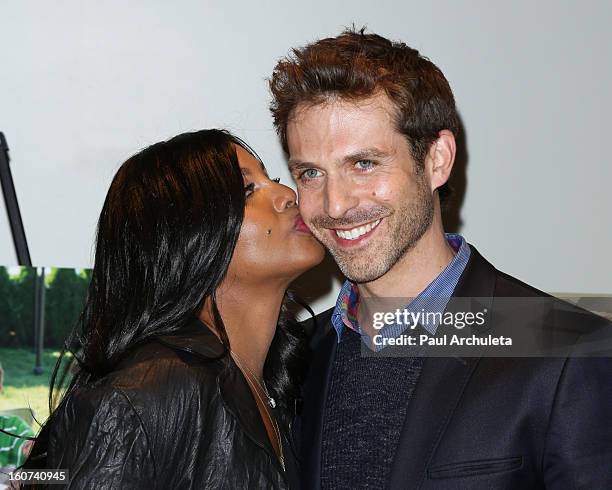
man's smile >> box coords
[327,218,383,246]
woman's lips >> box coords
[294,215,311,233]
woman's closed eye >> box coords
[244,182,255,198]
[245,178,281,199]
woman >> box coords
[23,129,325,489]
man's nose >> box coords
[272,183,298,212]
[323,176,359,219]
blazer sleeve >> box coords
[542,355,612,488]
[48,384,156,489]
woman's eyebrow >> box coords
[241,165,270,179]
[258,160,271,178]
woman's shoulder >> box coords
[53,319,229,445]
[111,317,228,394]
[52,338,227,456]
[109,338,226,403]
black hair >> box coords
[21,129,309,471]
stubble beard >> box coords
[313,177,434,284]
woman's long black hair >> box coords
[24,129,310,468]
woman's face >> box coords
[225,145,325,286]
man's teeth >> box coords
[335,219,381,240]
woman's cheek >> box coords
[234,220,273,263]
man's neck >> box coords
[359,223,455,301]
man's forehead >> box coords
[289,92,396,128]
[287,95,401,167]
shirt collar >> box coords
[331,233,471,344]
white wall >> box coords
[1,0,610,314]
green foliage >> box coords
[0,267,91,350]
[0,267,13,343]
[45,268,90,347]
[0,267,36,347]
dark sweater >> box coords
[320,327,424,489]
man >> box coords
[269,29,612,489]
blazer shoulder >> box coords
[485,261,550,298]
[492,266,611,346]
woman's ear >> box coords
[426,129,456,192]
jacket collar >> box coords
[154,316,227,360]
[453,244,498,298]
[155,317,285,475]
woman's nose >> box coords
[272,183,298,212]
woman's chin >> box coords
[246,241,326,286]
[285,248,326,280]
[299,240,326,266]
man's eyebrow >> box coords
[240,167,250,176]
[342,148,390,163]
[287,148,389,173]
[287,160,312,172]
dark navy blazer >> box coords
[297,246,612,489]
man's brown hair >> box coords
[269,28,459,200]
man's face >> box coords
[286,92,435,283]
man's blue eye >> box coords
[355,160,374,170]
[301,169,320,179]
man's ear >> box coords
[426,130,456,192]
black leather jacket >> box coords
[41,317,298,489]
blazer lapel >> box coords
[301,311,337,490]
[387,354,481,488]
[387,245,498,489]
